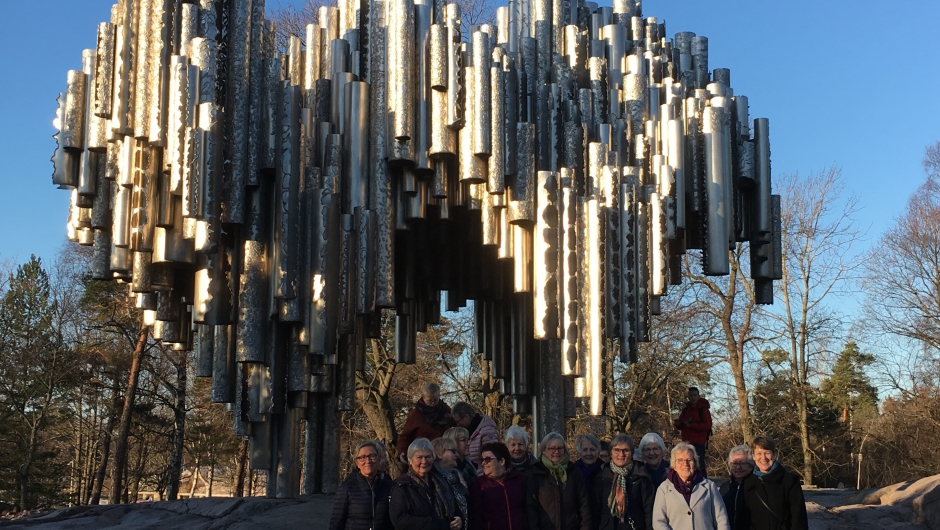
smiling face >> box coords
[410,449,435,477]
[729,454,754,481]
[543,440,566,463]
[642,443,664,467]
[753,447,776,473]
[437,447,457,470]
[610,443,633,468]
[355,446,379,478]
[672,450,696,482]
[578,440,598,465]
[507,438,528,462]
[481,450,507,478]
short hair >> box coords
[451,402,475,418]
[610,433,634,451]
[354,440,380,460]
[539,432,567,454]
[431,437,458,459]
[599,440,611,452]
[481,442,512,466]
[638,433,667,453]
[728,444,754,466]
[751,435,777,454]
[408,438,434,460]
[688,386,700,394]
[423,382,441,396]
[504,425,529,446]
[444,427,469,441]
[577,434,600,454]
[670,442,699,470]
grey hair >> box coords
[728,444,754,466]
[539,432,567,454]
[451,401,475,418]
[408,438,435,460]
[577,434,600,454]
[504,425,529,446]
[423,382,441,396]
[610,433,634,451]
[670,442,699,470]
[638,432,667,453]
[354,440,380,460]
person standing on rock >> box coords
[718,445,753,530]
[330,440,393,530]
[673,387,712,477]
[742,436,808,530]
[397,383,454,463]
[451,402,499,468]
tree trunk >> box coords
[208,462,215,497]
[109,327,149,504]
[90,384,122,505]
[796,386,814,484]
[189,466,200,498]
[165,354,187,501]
[234,439,249,497]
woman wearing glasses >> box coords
[719,445,753,530]
[651,442,729,530]
[593,434,654,530]
[330,440,393,530]
[638,433,670,489]
[390,438,464,530]
[526,432,592,530]
[467,442,526,530]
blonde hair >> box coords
[444,427,469,442]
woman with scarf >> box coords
[742,436,807,530]
[651,442,729,530]
[526,432,592,530]
[574,434,603,499]
[468,442,526,530]
[504,425,537,472]
[444,427,478,485]
[593,434,654,530]
[432,437,469,526]
[397,383,454,463]
[638,433,670,488]
[390,438,464,530]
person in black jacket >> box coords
[330,440,393,530]
[390,438,463,530]
[525,431,592,530]
[592,433,654,530]
[719,445,753,530]
[742,436,808,530]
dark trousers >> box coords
[694,444,707,477]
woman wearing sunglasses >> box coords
[467,442,526,530]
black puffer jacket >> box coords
[329,470,393,530]
[592,463,654,530]
[525,460,592,530]
[389,472,461,530]
[743,464,808,530]
[719,477,751,530]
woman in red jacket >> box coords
[396,383,454,460]
[468,442,526,530]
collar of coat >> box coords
[660,477,716,509]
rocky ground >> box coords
[2,475,938,529]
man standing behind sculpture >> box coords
[397,383,455,460]
[673,387,712,476]
[451,402,499,467]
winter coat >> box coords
[718,478,750,530]
[468,469,527,530]
[742,465,808,530]
[389,472,462,530]
[645,460,670,489]
[329,470,393,530]
[652,476,729,530]
[467,414,500,467]
[593,463,655,530]
[397,399,455,456]
[510,453,538,474]
[575,459,603,499]
[457,457,478,486]
[525,460,592,530]
[677,399,713,447]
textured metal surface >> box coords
[50,0,779,498]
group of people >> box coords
[329,384,808,530]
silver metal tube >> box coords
[344,81,371,212]
[533,170,558,339]
[488,56,506,195]
[558,170,578,375]
[387,0,415,143]
[703,106,729,274]
[754,118,772,235]
[471,30,492,157]
[415,1,433,172]
[509,123,535,223]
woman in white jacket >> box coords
[652,442,729,530]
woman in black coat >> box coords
[330,440,393,530]
[526,432,592,530]
[719,445,753,530]
[390,438,463,530]
[743,436,808,530]
[593,434,654,530]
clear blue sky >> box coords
[1,0,938,268]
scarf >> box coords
[667,468,703,506]
[415,398,451,430]
[541,453,569,483]
[753,461,779,480]
[434,463,467,528]
[408,469,454,522]
[608,461,634,522]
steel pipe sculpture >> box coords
[51,0,782,498]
